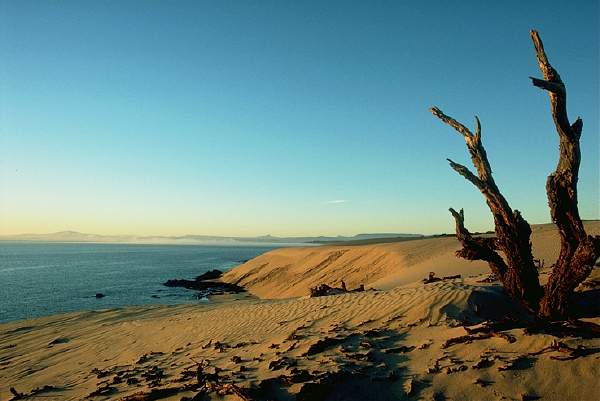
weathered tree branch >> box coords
[530,77,565,95]
[431,107,543,312]
[449,208,507,280]
[447,159,483,189]
[529,29,600,317]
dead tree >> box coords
[430,108,543,313]
[430,30,600,318]
[529,30,600,317]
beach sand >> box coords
[1,222,599,400]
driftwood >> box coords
[121,387,184,401]
[9,384,60,401]
[309,281,365,297]
[442,323,517,349]
[528,339,599,361]
[430,30,600,318]
[441,333,494,348]
[8,385,60,400]
[422,272,461,284]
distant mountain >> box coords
[0,231,423,245]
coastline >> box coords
[0,243,279,324]
[2,221,599,400]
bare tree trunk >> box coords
[429,30,600,319]
[529,30,600,318]
[430,108,543,313]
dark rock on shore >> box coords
[163,269,244,296]
[195,269,223,281]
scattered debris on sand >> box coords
[422,272,461,284]
[309,281,365,297]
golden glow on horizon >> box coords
[0,206,473,237]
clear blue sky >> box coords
[0,0,598,236]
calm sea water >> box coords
[0,242,281,323]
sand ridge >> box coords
[223,222,600,299]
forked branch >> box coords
[431,107,542,312]
[529,29,600,317]
[449,208,507,280]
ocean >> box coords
[0,242,281,323]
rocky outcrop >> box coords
[163,269,245,297]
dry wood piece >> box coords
[423,272,442,284]
[309,282,365,297]
[120,387,184,401]
[463,323,517,343]
[523,318,600,339]
[423,272,461,283]
[443,328,516,349]
[529,339,571,356]
[528,339,599,361]
[9,387,23,401]
[441,333,493,348]
[430,30,600,318]
[8,387,62,401]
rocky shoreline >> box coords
[163,269,246,297]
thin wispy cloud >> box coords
[325,200,348,204]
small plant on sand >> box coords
[430,30,600,319]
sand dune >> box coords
[2,280,599,400]
[1,221,599,400]
[223,221,600,299]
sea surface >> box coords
[0,242,283,323]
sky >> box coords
[0,0,598,237]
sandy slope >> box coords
[2,280,599,401]
[223,222,600,299]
